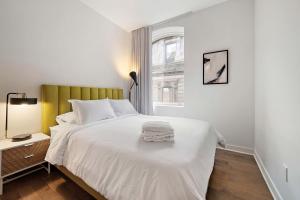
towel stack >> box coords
[142,121,174,142]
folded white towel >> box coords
[143,134,174,140]
[142,121,175,142]
[142,130,174,137]
[143,135,174,142]
[142,121,174,133]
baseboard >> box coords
[218,144,254,155]
[218,146,283,199]
[254,150,283,200]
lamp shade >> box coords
[129,71,138,85]
[10,97,37,105]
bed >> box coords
[41,84,222,200]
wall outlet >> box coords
[283,163,288,183]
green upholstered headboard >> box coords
[41,85,123,135]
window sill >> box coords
[154,105,184,108]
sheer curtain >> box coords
[131,26,153,114]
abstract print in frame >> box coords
[203,50,228,84]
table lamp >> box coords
[5,92,37,142]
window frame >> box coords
[151,28,184,108]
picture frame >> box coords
[203,50,228,85]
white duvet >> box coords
[46,115,223,200]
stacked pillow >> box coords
[56,112,77,124]
[69,99,116,125]
[56,99,137,125]
[109,99,137,116]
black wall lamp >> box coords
[129,71,138,102]
[6,92,37,141]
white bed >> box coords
[46,114,222,200]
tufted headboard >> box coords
[41,85,123,135]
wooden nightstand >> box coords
[0,133,50,195]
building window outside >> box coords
[152,31,184,108]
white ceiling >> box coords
[80,0,228,32]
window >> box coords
[152,28,184,107]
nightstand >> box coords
[0,133,50,195]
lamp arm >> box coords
[129,82,135,91]
[5,92,26,138]
[128,82,135,102]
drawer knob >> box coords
[24,143,34,147]
[24,154,34,159]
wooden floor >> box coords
[0,149,272,200]
[207,149,273,200]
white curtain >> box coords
[131,27,153,115]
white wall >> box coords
[153,0,254,150]
[0,0,131,139]
[254,0,300,199]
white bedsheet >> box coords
[46,115,223,200]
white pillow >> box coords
[109,99,138,116]
[56,112,76,125]
[69,99,116,124]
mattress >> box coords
[46,114,222,200]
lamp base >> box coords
[12,134,32,142]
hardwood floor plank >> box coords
[0,149,272,200]
[207,149,273,200]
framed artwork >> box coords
[203,50,228,85]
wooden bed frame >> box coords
[56,166,107,200]
[41,85,123,200]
